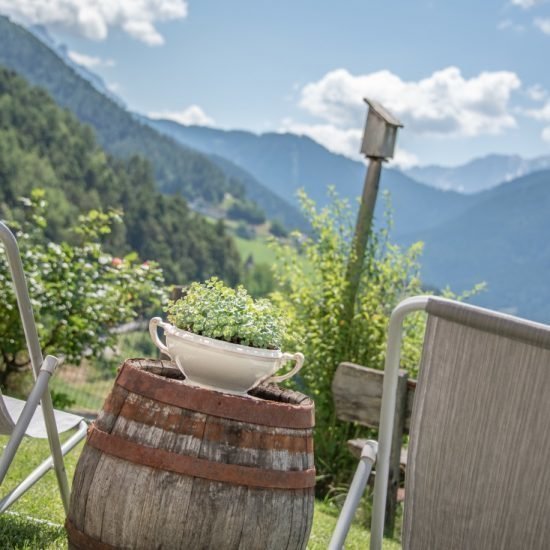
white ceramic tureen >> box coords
[149,317,304,396]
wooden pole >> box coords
[341,158,383,335]
[384,370,408,537]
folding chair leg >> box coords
[0,360,57,486]
[329,441,378,550]
[41,390,72,513]
[0,420,87,513]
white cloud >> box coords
[67,50,115,68]
[107,82,122,93]
[298,67,521,138]
[511,0,544,8]
[526,84,547,101]
[534,17,550,34]
[388,148,419,169]
[526,101,550,121]
[0,0,187,46]
[279,118,363,159]
[149,105,215,126]
[497,19,525,32]
[525,100,550,145]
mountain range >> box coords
[405,169,550,320]
[405,153,550,194]
[1,14,549,321]
[0,16,306,230]
[147,120,475,237]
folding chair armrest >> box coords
[329,440,379,550]
[0,356,59,485]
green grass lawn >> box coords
[234,234,278,265]
[0,435,401,549]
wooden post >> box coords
[341,158,383,339]
[384,369,408,537]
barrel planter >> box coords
[66,359,315,549]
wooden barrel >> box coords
[66,359,315,549]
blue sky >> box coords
[3,0,550,166]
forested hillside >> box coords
[0,16,240,205]
[0,67,241,284]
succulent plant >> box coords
[166,277,286,349]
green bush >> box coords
[0,190,166,390]
[270,189,484,494]
[166,277,286,349]
[270,190,426,493]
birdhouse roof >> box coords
[364,98,403,128]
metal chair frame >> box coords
[0,221,87,514]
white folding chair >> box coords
[331,296,550,549]
[0,221,87,514]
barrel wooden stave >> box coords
[68,359,314,550]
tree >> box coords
[0,191,165,388]
[269,219,288,238]
[227,200,266,225]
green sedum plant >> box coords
[166,278,286,350]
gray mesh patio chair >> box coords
[330,296,550,550]
[0,221,87,514]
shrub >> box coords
[0,190,166,389]
[270,189,483,494]
[166,277,286,349]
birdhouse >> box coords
[360,98,403,159]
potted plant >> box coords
[149,278,304,395]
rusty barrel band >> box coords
[103,395,314,454]
[87,425,316,490]
[65,518,117,550]
[116,361,315,429]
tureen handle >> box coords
[267,352,305,384]
[149,317,170,357]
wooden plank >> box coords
[332,362,416,432]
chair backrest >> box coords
[402,298,550,549]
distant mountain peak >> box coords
[405,153,550,194]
